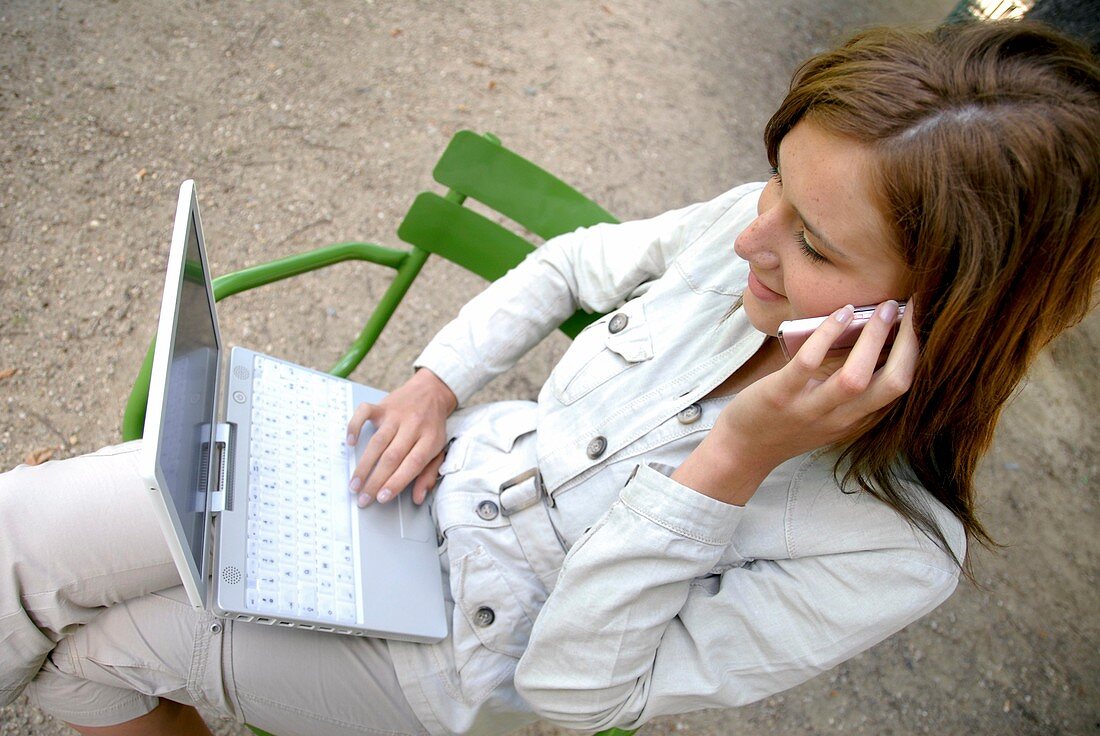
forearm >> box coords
[514,464,744,730]
[416,186,756,404]
[515,459,963,732]
[414,245,580,404]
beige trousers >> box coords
[0,441,428,735]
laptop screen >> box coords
[156,209,220,571]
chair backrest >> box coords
[397,130,618,338]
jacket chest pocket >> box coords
[550,299,654,406]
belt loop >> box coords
[496,467,564,591]
[498,467,553,516]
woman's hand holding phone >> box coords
[779,302,907,361]
[672,300,917,507]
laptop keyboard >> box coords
[244,354,358,625]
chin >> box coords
[740,294,783,336]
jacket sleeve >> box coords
[513,464,962,732]
[413,184,762,405]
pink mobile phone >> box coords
[778,302,906,361]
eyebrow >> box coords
[774,159,850,261]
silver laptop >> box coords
[140,180,447,642]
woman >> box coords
[2,19,1097,736]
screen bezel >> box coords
[139,180,223,609]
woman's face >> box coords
[735,119,908,336]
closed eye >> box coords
[797,230,828,264]
[772,167,831,264]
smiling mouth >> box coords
[748,270,785,300]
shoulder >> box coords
[771,450,965,575]
[676,182,765,244]
[670,182,763,296]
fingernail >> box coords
[377,488,393,504]
[357,493,373,508]
[877,300,899,322]
[348,476,362,494]
[834,304,854,323]
[346,433,356,446]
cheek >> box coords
[784,269,857,318]
[786,270,903,319]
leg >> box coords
[24,587,215,728]
[4,442,429,735]
[68,700,212,736]
[28,584,430,735]
[227,620,429,736]
[0,441,180,707]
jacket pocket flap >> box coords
[552,299,653,405]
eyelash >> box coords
[769,167,829,265]
[796,230,828,264]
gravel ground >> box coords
[1,1,1097,735]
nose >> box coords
[734,209,782,270]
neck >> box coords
[707,337,786,399]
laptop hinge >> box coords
[209,422,234,514]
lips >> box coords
[747,270,785,301]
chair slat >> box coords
[397,193,600,339]
[398,192,535,281]
[433,130,618,240]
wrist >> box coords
[412,368,458,415]
[671,430,779,506]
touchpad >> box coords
[398,493,435,542]
[358,497,401,539]
[355,488,433,542]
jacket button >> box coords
[476,500,499,521]
[608,313,629,333]
[586,436,608,459]
[473,606,495,627]
[677,403,702,424]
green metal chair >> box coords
[121,130,636,736]
[121,130,613,440]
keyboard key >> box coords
[337,601,356,622]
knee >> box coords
[28,595,196,713]
[24,652,162,730]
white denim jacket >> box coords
[387,183,965,736]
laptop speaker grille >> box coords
[221,566,242,585]
[233,365,250,381]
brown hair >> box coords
[764,21,1100,574]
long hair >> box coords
[763,21,1100,575]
